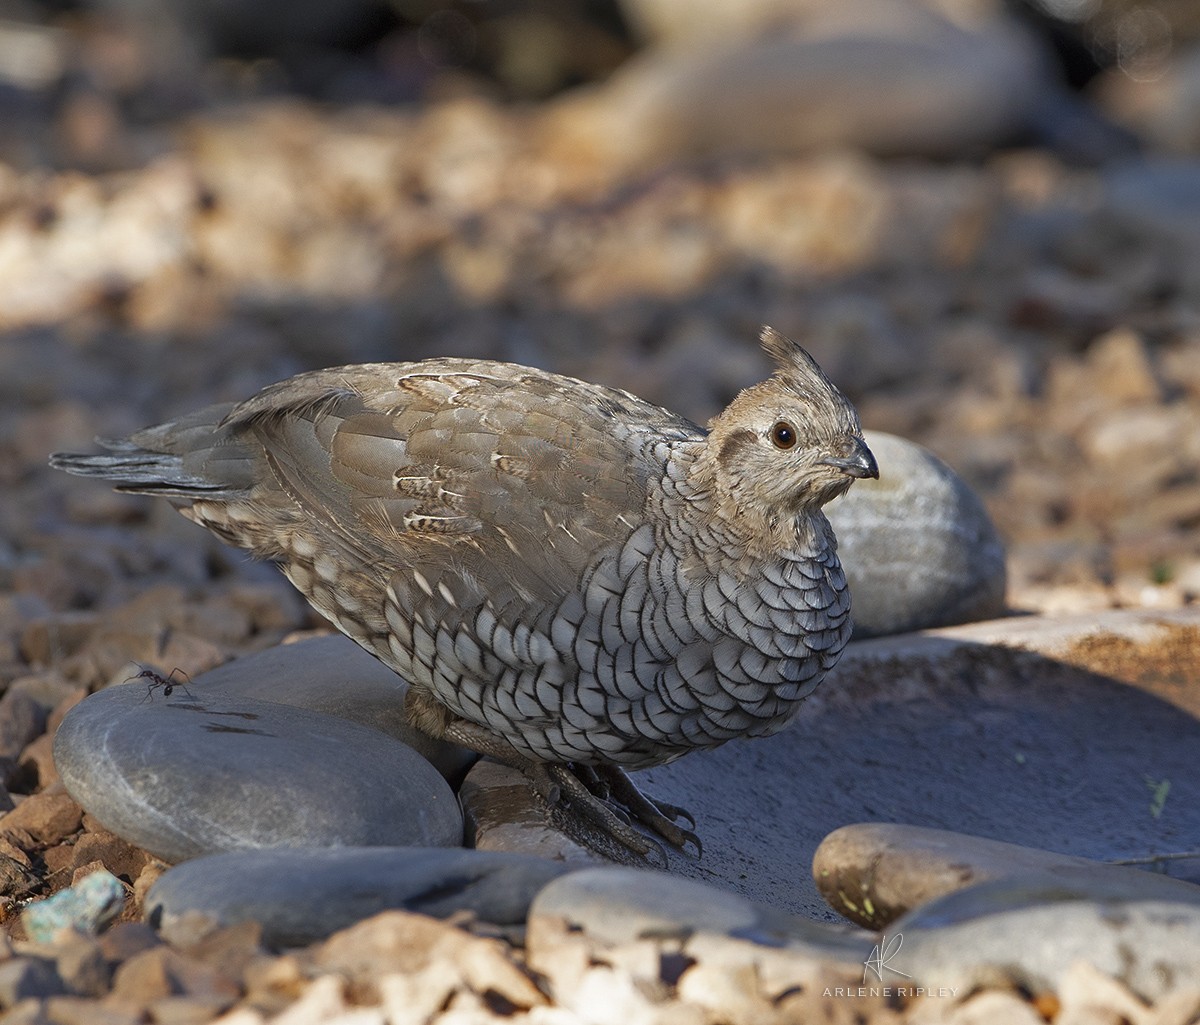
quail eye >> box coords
[770,421,797,450]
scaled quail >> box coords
[51,327,878,858]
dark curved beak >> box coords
[821,436,879,480]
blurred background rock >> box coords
[1,0,1198,171]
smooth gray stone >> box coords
[892,879,1200,1002]
[54,684,462,864]
[572,1,1052,162]
[529,866,871,963]
[814,822,1200,929]
[827,431,1006,637]
[190,634,477,784]
[146,846,572,947]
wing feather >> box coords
[221,360,701,646]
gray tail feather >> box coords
[49,438,241,499]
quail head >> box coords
[51,327,878,859]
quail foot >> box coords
[51,327,878,861]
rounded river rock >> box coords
[54,683,463,863]
[827,430,1006,637]
[146,846,572,947]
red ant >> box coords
[126,666,195,703]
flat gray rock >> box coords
[826,430,1006,637]
[54,683,463,864]
[146,846,572,947]
[814,822,1200,929]
[530,868,868,964]
[892,879,1200,1002]
[638,606,1200,918]
[187,634,477,784]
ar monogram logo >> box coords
[863,933,911,984]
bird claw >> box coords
[653,800,696,830]
[538,762,702,863]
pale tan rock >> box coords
[209,1009,265,1025]
[685,931,863,1002]
[522,915,590,999]
[313,911,544,1011]
[675,961,767,1025]
[1145,987,1200,1025]
[268,975,351,1025]
[378,962,463,1025]
[114,945,240,1005]
[948,990,1045,1025]
[711,158,888,277]
[1050,327,1162,415]
[240,954,307,1018]
[1055,962,1149,1025]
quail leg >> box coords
[526,762,697,862]
[591,764,701,856]
[532,762,664,863]
[407,690,700,861]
